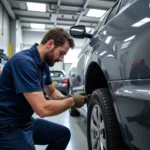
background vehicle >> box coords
[0,49,9,75]
[69,0,150,150]
[50,70,69,95]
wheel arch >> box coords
[85,62,108,95]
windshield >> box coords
[50,71,64,77]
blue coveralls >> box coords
[0,44,70,150]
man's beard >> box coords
[45,56,54,67]
[44,48,56,67]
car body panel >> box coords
[69,0,150,149]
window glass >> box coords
[105,0,131,23]
[105,3,118,23]
[96,10,110,32]
[119,0,131,10]
[50,71,64,77]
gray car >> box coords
[68,0,150,149]
[50,70,69,95]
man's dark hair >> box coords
[41,27,74,48]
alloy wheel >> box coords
[90,104,107,150]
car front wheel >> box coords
[87,88,125,150]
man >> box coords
[0,28,87,150]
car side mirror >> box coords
[70,25,93,39]
[70,26,86,38]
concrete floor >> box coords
[34,110,88,150]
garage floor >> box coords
[34,110,88,150]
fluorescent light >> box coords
[132,18,150,27]
[124,35,136,42]
[30,23,45,29]
[27,2,46,12]
[87,9,106,17]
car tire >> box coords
[87,88,125,150]
[69,107,80,116]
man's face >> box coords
[45,41,70,67]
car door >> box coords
[95,0,150,149]
[74,43,89,116]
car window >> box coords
[50,71,64,77]
[105,2,119,24]
[105,0,132,24]
[119,0,131,11]
[95,10,110,32]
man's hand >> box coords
[61,92,90,108]
[72,93,88,108]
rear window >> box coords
[50,71,64,77]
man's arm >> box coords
[23,91,74,117]
[44,84,64,100]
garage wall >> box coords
[23,31,85,49]
[23,31,45,48]
[23,31,85,73]
[16,20,23,53]
[0,2,10,55]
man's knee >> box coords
[45,126,71,150]
[67,127,71,140]
[62,126,71,141]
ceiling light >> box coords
[132,18,150,27]
[27,2,46,12]
[87,9,106,17]
[30,23,45,29]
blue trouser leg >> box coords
[0,118,70,150]
[0,122,35,150]
[33,118,71,150]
